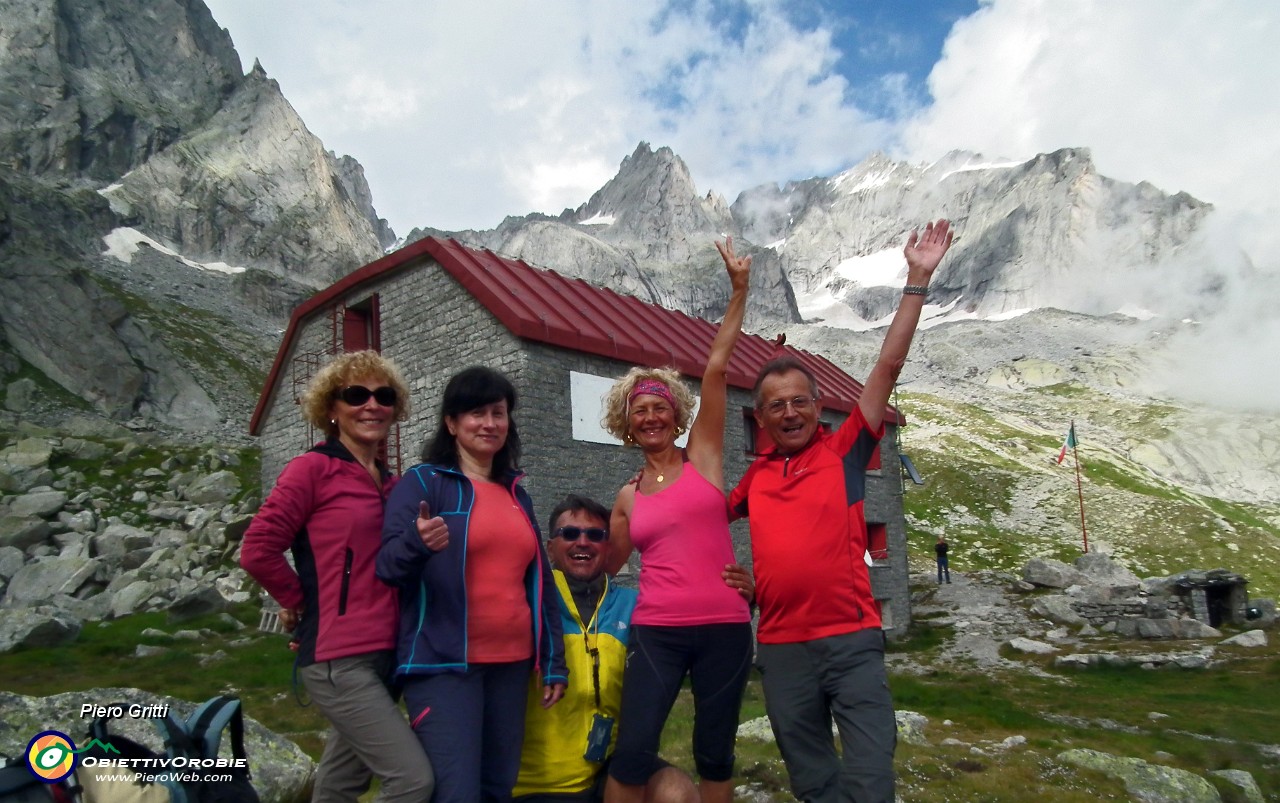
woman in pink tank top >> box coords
[599,239,755,803]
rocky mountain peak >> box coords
[571,142,732,262]
[0,0,242,182]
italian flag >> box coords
[1057,423,1077,464]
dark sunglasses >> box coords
[554,526,608,543]
[336,385,397,407]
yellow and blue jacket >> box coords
[514,570,636,796]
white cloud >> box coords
[900,0,1280,410]
[902,0,1280,257]
[204,0,898,234]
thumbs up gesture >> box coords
[417,500,449,552]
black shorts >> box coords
[608,622,753,784]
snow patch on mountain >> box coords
[103,228,246,275]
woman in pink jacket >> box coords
[241,350,432,803]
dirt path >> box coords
[890,570,1053,675]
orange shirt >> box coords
[465,479,536,662]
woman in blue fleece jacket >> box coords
[378,366,567,803]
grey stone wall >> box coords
[866,426,910,635]
[255,255,911,630]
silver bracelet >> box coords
[903,284,929,296]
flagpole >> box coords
[1071,419,1089,553]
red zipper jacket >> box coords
[241,438,399,665]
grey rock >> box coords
[147,503,191,522]
[1023,557,1087,589]
[56,437,109,461]
[1054,654,1099,669]
[168,584,229,624]
[736,715,776,742]
[51,591,112,621]
[185,506,218,531]
[0,515,51,551]
[0,608,82,652]
[62,417,133,439]
[1056,748,1220,802]
[183,470,242,504]
[3,556,99,606]
[224,514,254,543]
[895,710,930,746]
[100,522,155,550]
[1074,552,1142,589]
[110,580,160,618]
[11,488,68,518]
[1220,630,1267,648]
[135,644,170,657]
[1171,618,1222,639]
[1008,637,1057,655]
[1031,595,1085,626]
[1207,769,1264,803]
[172,629,214,641]
[1137,618,1177,639]
[58,509,97,533]
[197,648,228,666]
[0,689,313,803]
[4,377,37,412]
[0,546,24,580]
[0,438,54,492]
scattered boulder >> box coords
[1220,630,1267,648]
[0,545,23,579]
[1023,557,1087,589]
[1074,552,1141,591]
[183,470,242,504]
[110,579,162,618]
[896,710,930,746]
[1207,769,1264,803]
[10,487,68,518]
[168,584,230,623]
[4,377,37,412]
[3,556,100,607]
[0,515,50,551]
[0,438,54,492]
[1008,637,1057,655]
[0,607,82,651]
[1031,595,1085,626]
[1056,748,1220,802]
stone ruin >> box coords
[1019,552,1277,639]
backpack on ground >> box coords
[0,753,81,803]
[76,695,259,803]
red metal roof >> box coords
[249,237,900,434]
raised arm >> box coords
[604,485,636,576]
[859,219,953,431]
[685,237,751,489]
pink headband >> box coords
[629,379,677,411]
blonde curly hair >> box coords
[300,350,410,438]
[601,366,695,445]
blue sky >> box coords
[201,0,1277,264]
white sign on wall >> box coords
[570,370,695,447]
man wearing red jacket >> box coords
[730,220,953,803]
